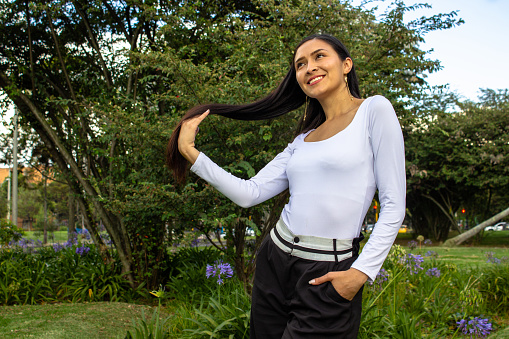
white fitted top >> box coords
[190,95,406,281]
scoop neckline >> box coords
[303,97,369,143]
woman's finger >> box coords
[182,109,209,130]
[197,109,210,122]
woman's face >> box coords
[294,39,351,101]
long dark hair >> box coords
[166,33,361,183]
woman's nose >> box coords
[307,62,318,73]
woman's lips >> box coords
[308,75,324,86]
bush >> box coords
[0,239,133,305]
[165,247,223,302]
[0,219,24,245]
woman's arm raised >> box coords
[178,110,210,164]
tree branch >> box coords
[73,1,113,88]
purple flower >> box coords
[205,264,216,279]
[369,268,389,287]
[407,240,418,250]
[424,239,432,245]
[10,238,39,250]
[406,253,424,275]
[485,252,501,264]
[425,250,438,258]
[80,229,90,239]
[425,267,441,277]
[75,246,90,256]
[457,317,492,338]
[205,260,234,285]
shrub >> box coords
[165,247,223,302]
[0,239,133,305]
[0,219,24,245]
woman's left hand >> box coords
[309,268,368,301]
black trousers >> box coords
[250,237,363,339]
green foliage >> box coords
[125,306,171,339]
[406,89,509,240]
[182,290,251,339]
[66,264,133,302]
[0,241,133,305]
[162,244,505,338]
[0,254,53,305]
[165,247,223,301]
[477,263,509,312]
[356,245,498,337]
[0,219,24,245]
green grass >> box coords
[479,230,509,246]
[23,231,69,243]
[412,246,509,268]
[0,302,164,338]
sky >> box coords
[357,0,509,101]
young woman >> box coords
[166,33,406,338]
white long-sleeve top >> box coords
[190,95,406,281]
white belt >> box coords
[270,218,363,262]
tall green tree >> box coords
[406,89,509,241]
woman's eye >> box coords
[296,62,305,69]
[316,54,324,59]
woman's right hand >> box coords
[178,109,210,164]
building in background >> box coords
[1,166,53,230]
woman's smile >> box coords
[308,75,325,86]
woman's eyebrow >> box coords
[294,48,327,64]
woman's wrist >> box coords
[179,145,200,164]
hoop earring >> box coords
[345,75,354,101]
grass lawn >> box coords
[393,230,509,268]
[414,246,509,268]
[23,231,69,243]
[0,302,163,339]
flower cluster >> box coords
[424,239,432,246]
[190,238,200,247]
[425,267,441,277]
[425,250,438,258]
[370,268,389,288]
[405,253,424,275]
[75,246,90,256]
[407,240,418,250]
[485,252,501,264]
[456,317,492,338]
[206,260,234,285]
[53,237,78,252]
[9,238,42,250]
[77,228,91,240]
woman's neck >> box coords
[319,92,361,121]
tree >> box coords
[0,0,463,288]
[405,89,509,241]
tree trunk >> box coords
[68,188,76,239]
[442,206,509,246]
[43,176,48,244]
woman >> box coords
[166,33,406,338]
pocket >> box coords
[325,281,352,303]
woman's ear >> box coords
[342,57,353,75]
